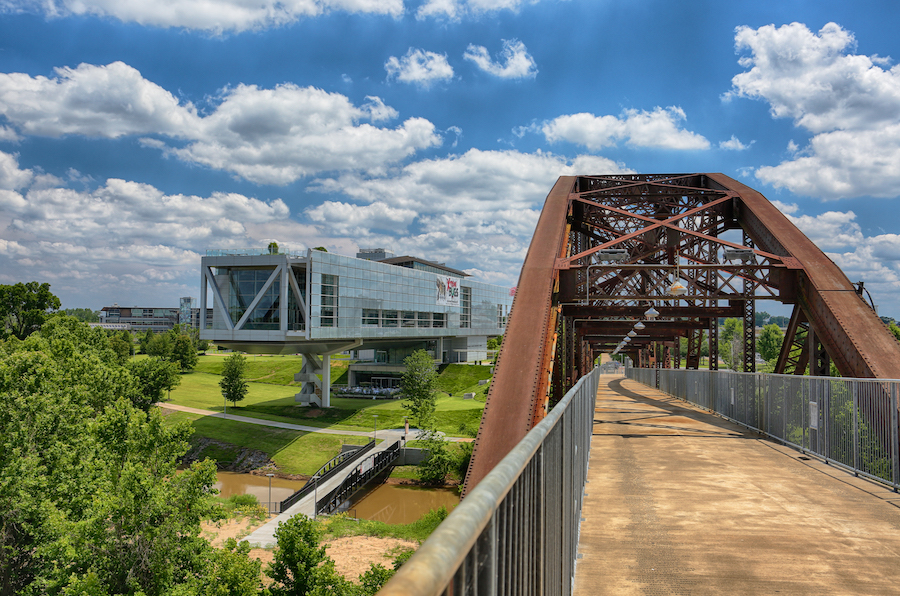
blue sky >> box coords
[1,0,900,319]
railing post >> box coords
[893,383,899,491]
[852,382,859,475]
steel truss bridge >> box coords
[465,173,900,492]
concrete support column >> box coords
[294,353,332,407]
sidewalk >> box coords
[159,402,468,442]
[575,374,900,595]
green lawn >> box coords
[163,410,369,475]
[193,353,349,386]
[166,368,488,436]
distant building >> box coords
[199,247,513,407]
[99,304,179,333]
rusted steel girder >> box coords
[463,177,574,494]
[707,174,900,380]
[465,173,900,496]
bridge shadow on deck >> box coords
[575,374,900,596]
[593,377,756,440]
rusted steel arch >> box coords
[464,173,900,495]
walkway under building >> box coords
[575,374,900,595]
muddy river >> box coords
[214,472,459,524]
[348,484,460,525]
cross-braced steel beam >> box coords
[464,173,900,494]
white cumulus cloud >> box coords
[417,0,537,20]
[719,135,752,150]
[0,62,442,185]
[385,48,455,87]
[542,106,709,150]
[463,39,537,79]
[0,149,339,305]
[728,22,900,199]
[1,0,404,33]
[306,148,632,285]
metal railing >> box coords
[280,441,375,511]
[626,367,900,491]
[318,440,402,515]
[379,367,599,596]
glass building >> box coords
[199,248,514,406]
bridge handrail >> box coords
[280,440,376,511]
[317,440,402,515]
[625,367,900,491]
[379,367,600,596]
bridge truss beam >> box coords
[464,173,900,494]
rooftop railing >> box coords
[205,248,307,257]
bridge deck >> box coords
[575,374,900,595]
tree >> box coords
[62,307,100,322]
[128,358,181,410]
[267,514,334,596]
[758,323,784,362]
[268,241,279,254]
[146,332,174,360]
[172,333,199,372]
[416,431,454,485]
[0,281,61,339]
[140,329,154,354]
[720,318,743,370]
[108,334,132,365]
[890,322,900,343]
[0,315,240,595]
[486,335,503,350]
[401,349,437,430]
[220,353,249,407]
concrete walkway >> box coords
[159,402,468,442]
[575,374,900,595]
[242,438,400,548]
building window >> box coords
[321,274,338,327]
[401,311,416,328]
[362,309,379,326]
[461,287,471,328]
[432,312,446,328]
[417,312,431,328]
[383,310,398,327]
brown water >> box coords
[348,484,460,524]
[214,471,306,506]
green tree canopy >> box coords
[220,353,249,407]
[720,318,744,371]
[400,349,438,431]
[62,307,100,322]
[758,323,785,362]
[172,333,199,372]
[146,331,174,360]
[0,315,237,594]
[0,281,61,339]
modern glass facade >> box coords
[200,249,514,360]
[306,250,512,341]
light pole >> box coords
[372,414,379,443]
[313,474,319,521]
[223,395,227,417]
[266,473,274,515]
[403,416,409,445]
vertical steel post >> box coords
[853,382,859,475]
[892,383,899,491]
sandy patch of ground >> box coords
[325,536,417,581]
[201,517,417,582]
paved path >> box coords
[575,374,900,595]
[242,438,400,548]
[159,402,469,442]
